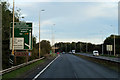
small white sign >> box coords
[106,45,113,51]
[10,38,24,50]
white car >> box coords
[93,50,99,56]
[72,50,75,54]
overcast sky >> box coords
[7,0,118,44]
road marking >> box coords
[32,55,60,80]
[74,72,78,79]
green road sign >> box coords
[10,22,33,50]
[50,50,52,54]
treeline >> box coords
[55,35,120,55]
[1,1,51,69]
[2,1,20,69]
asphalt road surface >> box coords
[34,54,119,79]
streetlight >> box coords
[39,9,45,58]
[51,24,55,53]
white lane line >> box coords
[32,55,60,80]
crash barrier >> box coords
[0,57,44,75]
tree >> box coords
[40,40,51,56]
[35,40,51,57]
[1,1,21,69]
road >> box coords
[33,54,119,79]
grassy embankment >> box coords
[2,53,57,79]
[2,59,45,79]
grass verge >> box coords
[2,59,45,79]
[74,54,120,72]
[51,53,57,57]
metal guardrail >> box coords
[74,53,120,64]
[0,57,44,75]
[89,55,120,63]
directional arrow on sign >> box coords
[25,43,30,49]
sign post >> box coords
[106,45,113,55]
[26,50,28,63]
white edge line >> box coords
[32,55,60,80]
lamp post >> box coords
[39,9,45,58]
[51,24,55,53]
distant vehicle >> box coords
[62,52,65,54]
[93,50,99,56]
[72,50,75,54]
[57,52,60,54]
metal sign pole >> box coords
[26,50,28,63]
[14,50,16,65]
